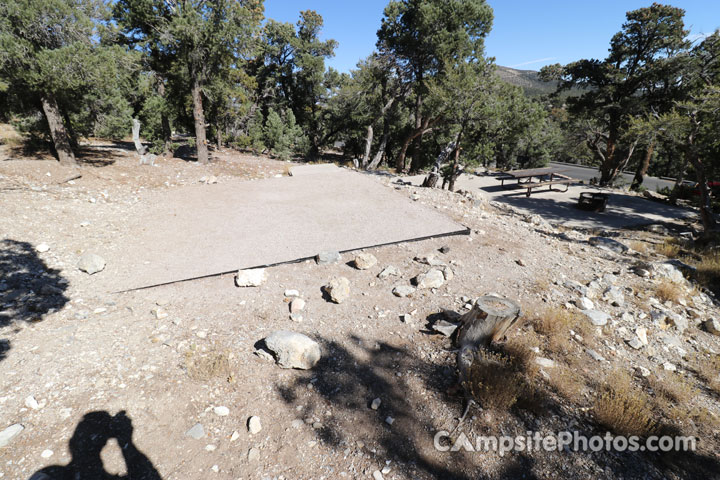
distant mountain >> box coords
[494,65,559,97]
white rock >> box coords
[636,327,648,345]
[205,444,216,451]
[248,447,260,462]
[316,251,341,265]
[213,406,229,417]
[414,269,445,289]
[284,289,300,297]
[264,330,321,369]
[234,268,266,287]
[385,416,394,425]
[0,424,24,448]
[663,362,677,372]
[25,395,40,410]
[354,253,377,270]
[77,253,106,274]
[392,285,416,298]
[248,416,262,434]
[324,277,350,304]
[36,243,50,253]
[378,266,400,279]
[577,297,594,310]
[581,310,610,326]
[636,366,651,377]
[151,307,168,320]
[41,449,53,458]
[373,471,384,480]
[230,431,240,441]
[371,398,381,410]
[290,298,306,313]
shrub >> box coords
[593,370,657,437]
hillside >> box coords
[495,65,558,97]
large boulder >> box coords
[264,331,321,369]
[588,237,629,254]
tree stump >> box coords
[454,296,522,397]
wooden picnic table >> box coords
[497,167,569,186]
[497,167,577,197]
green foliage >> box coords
[263,108,306,161]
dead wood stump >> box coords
[455,296,522,399]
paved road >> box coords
[549,162,675,192]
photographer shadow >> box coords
[29,411,160,480]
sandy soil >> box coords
[1,143,720,480]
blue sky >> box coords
[263,0,720,72]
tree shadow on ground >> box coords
[0,239,69,329]
[28,410,161,480]
[272,331,720,479]
[0,338,9,361]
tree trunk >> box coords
[191,78,209,164]
[455,296,521,394]
[409,91,424,173]
[361,124,373,168]
[132,118,146,155]
[685,122,718,234]
[40,94,76,166]
[156,78,172,155]
[447,149,463,193]
[367,130,388,171]
[216,120,222,150]
[631,141,654,191]
[598,131,618,186]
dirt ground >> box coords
[1,142,720,480]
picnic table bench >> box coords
[496,167,578,197]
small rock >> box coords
[185,423,205,439]
[385,416,394,425]
[25,395,40,410]
[247,447,260,462]
[213,406,230,417]
[587,349,606,362]
[663,362,677,372]
[392,285,415,298]
[440,265,454,282]
[588,237,629,254]
[603,286,625,307]
[324,276,350,304]
[234,268,266,287]
[151,307,168,320]
[354,253,377,270]
[439,246,450,254]
[36,243,50,253]
[291,419,304,429]
[377,266,400,279]
[0,424,24,448]
[581,309,610,327]
[627,338,644,350]
[382,466,392,475]
[289,313,304,322]
[205,444,216,451]
[371,398,382,410]
[577,297,594,310]
[705,318,720,336]
[432,320,458,337]
[230,431,240,441]
[636,366,651,377]
[41,449,53,459]
[264,330,321,369]
[284,289,300,297]
[373,471,384,480]
[636,327,648,345]
[248,416,262,434]
[535,357,555,368]
[316,251,341,265]
[290,298,306,313]
[414,269,445,289]
[77,253,106,274]
[516,259,526,267]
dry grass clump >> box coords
[531,306,575,337]
[628,240,649,254]
[548,364,587,404]
[184,346,233,382]
[647,371,698,403]
[655,239,681,258]
[654,280,683,304]
[593,370,658,437]
[465,349,524,411]
[692,353,720,395]
[694,249,720,297]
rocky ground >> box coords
[1,142,719,480]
